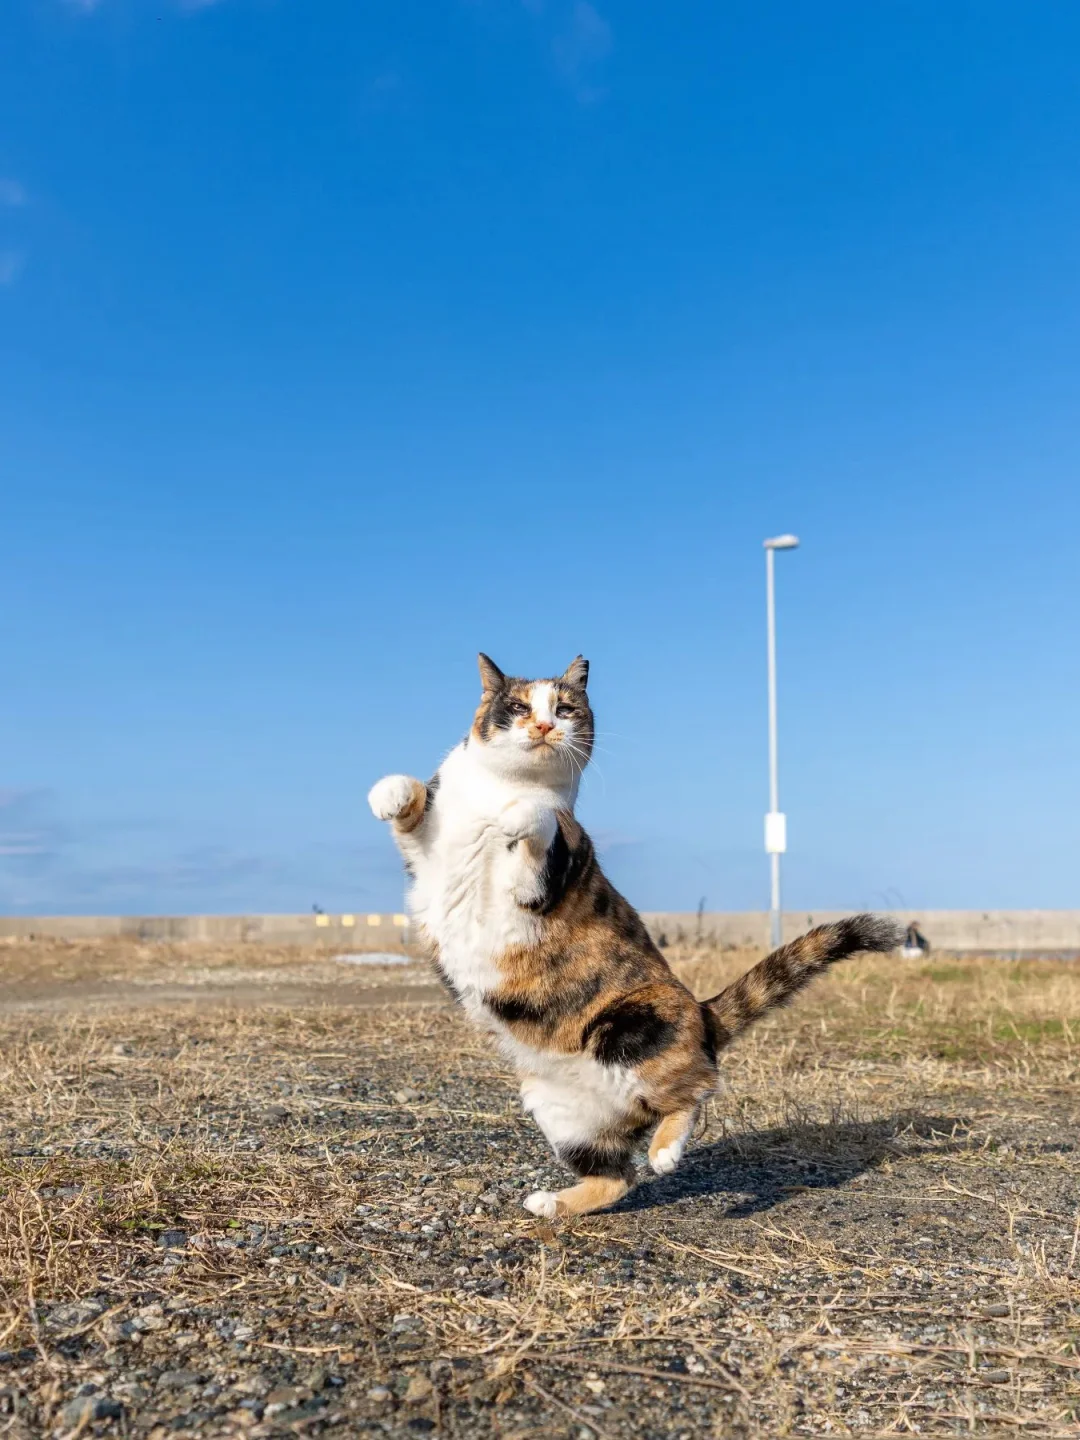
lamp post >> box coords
[764,534,799,949]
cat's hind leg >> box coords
[519,1075,637,1218]
[647,1106,698,1176]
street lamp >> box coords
[763,534,799,949]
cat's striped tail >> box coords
[702,914,902,1054]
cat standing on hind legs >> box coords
[369,653,901,1218]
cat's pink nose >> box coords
[534,721,554,736]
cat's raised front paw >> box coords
[368,774,423,822]
[499,799,557,847]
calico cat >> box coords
[369,654,900,1218]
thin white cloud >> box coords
[0,179,27,208]
[0,252,24,286]
[553,0,612,100]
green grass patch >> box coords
[919,963,978,984]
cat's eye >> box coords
[506,700,530,717]
[555,703,575,718]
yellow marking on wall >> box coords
[367,914,382,926]
[393,914,408,927]
[341,914,355,927]
[314,914,330,928]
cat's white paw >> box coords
[368,775,420,822]
[649,1136,687,1175]
[500,799,557,846]
[523,1189,558,1218]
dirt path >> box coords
[1,940,1078,1437]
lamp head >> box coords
[764,534,800,550]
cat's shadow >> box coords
[615,1111,972,1217]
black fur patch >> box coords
[701,1004,732,1055]
[484,992,545,1025]
[592,888,611,917]
[476,678,528,739]
[522,824,594,916]
[424,772,441,812]
[558,1141,634,1180]
[485,972,604,1028]
[583,999,678,1067]
[484,690,520,733]
[699,1007,719,1066]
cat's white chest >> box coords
[406,749,545,998]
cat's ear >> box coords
[478,653,506,693]
[561,655,589,691]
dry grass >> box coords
[0,940,1078,1437]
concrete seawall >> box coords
[1,910,1078,955]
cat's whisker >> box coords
[564,741,593,788]
[563,739,606,794]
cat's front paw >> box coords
[368,775,424,822]
[499,799,557,847]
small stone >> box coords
[394,1088,422,1104]
[403,1374,433,1404]
[158,1229,188,1250]
[276,1398,328,1423]
[983,1302,1010,1317]
[981,1368,1011,1384]
[157,1369,204,1390]
[366,1386,392,1402]
[61,1395,123,1426]
[265,1386,300,1415]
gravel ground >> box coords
[1,939,1078,1437]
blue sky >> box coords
[2,0,1078,916]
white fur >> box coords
[367,774,418,822]
[372,739,576,1012]
[523,1190,558,1218]
[499,797,558,848]
[650,1135,687,1175]
[528,681,557,728]
[514,1045,644,1151]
